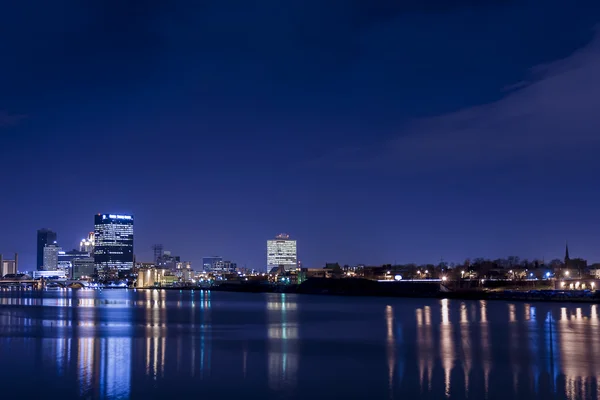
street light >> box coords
[565,271,570,277]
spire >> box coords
[565,241,570,264]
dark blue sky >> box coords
[2,1,600,270]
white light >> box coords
[108,214,132,220]
[442,276,447,281]
[394,275,402,281]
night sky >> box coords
[2,1,600,270]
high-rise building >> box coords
[37,229,57,271]
[43,244,61,271]
[80,232,95,253]
[0,253,18,277]
[203,256,223,272]
[94,214,134,280]
[267,233,297,272]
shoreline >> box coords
[131,280,600,304]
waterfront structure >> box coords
[72,257,95,279]
[94,214,134,281]
[37,229,57,271]
[203,256,223,272]
[136,267,177,288]
[0,253,18,277]
[43,244,61,271]
[32,270,67,279]
[267,233,297,272]
[79,232,95,253]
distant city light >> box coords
[394,275,402,281]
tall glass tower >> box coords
[94,214,134,280]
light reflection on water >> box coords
[0,291,600,399]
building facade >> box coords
[43,244,61,271]
[267,234,297,271]
[203,256,223,272]
[94,214,134,280]
[80,232,95,253]
[58,250,91,278]
[72,257,95,279]
[213,260,237,274]
[0,254,18,277]
[157,251,180,271]
[37,229,57,271]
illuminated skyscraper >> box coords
[43,244,61,271]
[94,214,134,280]
[80,232,95,253]
[267,234,297,272]
[37,228,57,271]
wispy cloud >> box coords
[0,111,27,127]
[312,28,600,173]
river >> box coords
[0,289,598,399]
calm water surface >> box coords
[0,290,598,399]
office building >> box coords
[157,251,180,271]
[267,233,297,272]
[213,260,237,274]
[37,229,57,271]
[80,232,95,253]
[203,256,223,272]
[0,253,18,277]
[58,250,90,278]
[72,257,95,280]
[94,213,134,280]
[43,244,61,271]
[175,261,193,281]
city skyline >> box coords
[3,217,597,273]
[2,2,600,270]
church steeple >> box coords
[565,242,570,264]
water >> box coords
[0,289,598,399]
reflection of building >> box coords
[94,214,134,280]
[267,294,299,391]
[37,229,57,271]
[43,244,61,271]
[99,338,132,399]
[80,232,95,253]
[0,253,18,277]
[203,256,222,272]
[267,234,297,272]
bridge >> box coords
[0,279,90,289]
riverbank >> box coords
[140,278,600,303]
